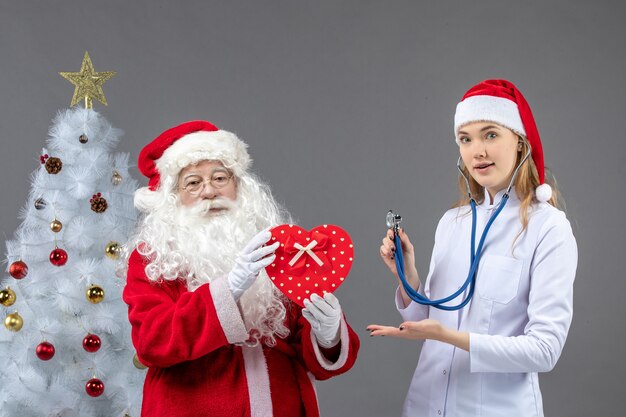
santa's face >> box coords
[177,160,238,213]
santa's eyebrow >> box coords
[181,173,202,180]
[182,168,229,179]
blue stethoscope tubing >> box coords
[394,148,531,311]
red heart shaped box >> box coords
[265,224,354,307]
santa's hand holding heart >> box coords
[227,228,279,301]
[302,293,343,348]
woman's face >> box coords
[177,160,237,208]
[457,122,521,200]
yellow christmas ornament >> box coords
[86,285,105,304]
[4,312,23,332]
[133,353,148,370]
[59,51,116,109]
[104,241,121,260]
[0,288,16,307]
[50,219,63,233]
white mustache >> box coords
[188,198,237,216]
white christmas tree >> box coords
[0,53,145,417]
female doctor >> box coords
[367,79,577,417]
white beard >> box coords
[135,192,289,346]
[173,197,257,291]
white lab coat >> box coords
[396,189,577,417]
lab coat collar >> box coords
[478,187,520,209]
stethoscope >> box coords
[387,147,531,311]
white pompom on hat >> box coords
[134,120,251,212]
[454,79,552,202]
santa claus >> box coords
[123,120,359,417]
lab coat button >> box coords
[442,370,447,375]
[438,410,442,415]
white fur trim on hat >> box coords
[454,95,526,144]
[156,130,251,181]
[134,186,162,213]
[535,183,553,203]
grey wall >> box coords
[1,1,624,416]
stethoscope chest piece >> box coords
[386,210,402,233]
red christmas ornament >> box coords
[83,334,101,352]
[85,378,105,397]
[9,260,28,279]
[49,248,68,266]
[36,341,55,361]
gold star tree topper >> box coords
[59,51,116,109]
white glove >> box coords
[302,293,342,348]
[228,229,279,301]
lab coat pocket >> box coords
[476,254,523,304]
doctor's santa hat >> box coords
[454,79,552,202]
[134,120,251,212]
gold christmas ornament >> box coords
[104,241,121,260]
[111,170,122,186]
[0,288,16,307]
[50,219,63,233]
[4,312,23,332]
[59,51,116,109]
[133,353,148,370]
[86,285,105,304]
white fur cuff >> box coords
[209,276,248,344]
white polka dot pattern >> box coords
[265,224,355,307]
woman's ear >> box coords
[517,142,523,151]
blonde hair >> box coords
[453,138,561,240]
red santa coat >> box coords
[124,250,360,417]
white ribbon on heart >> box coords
[288,240,325,267]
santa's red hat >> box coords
[454,79,552,202]
[134,120,251,211]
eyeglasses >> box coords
[179,170,234,195]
